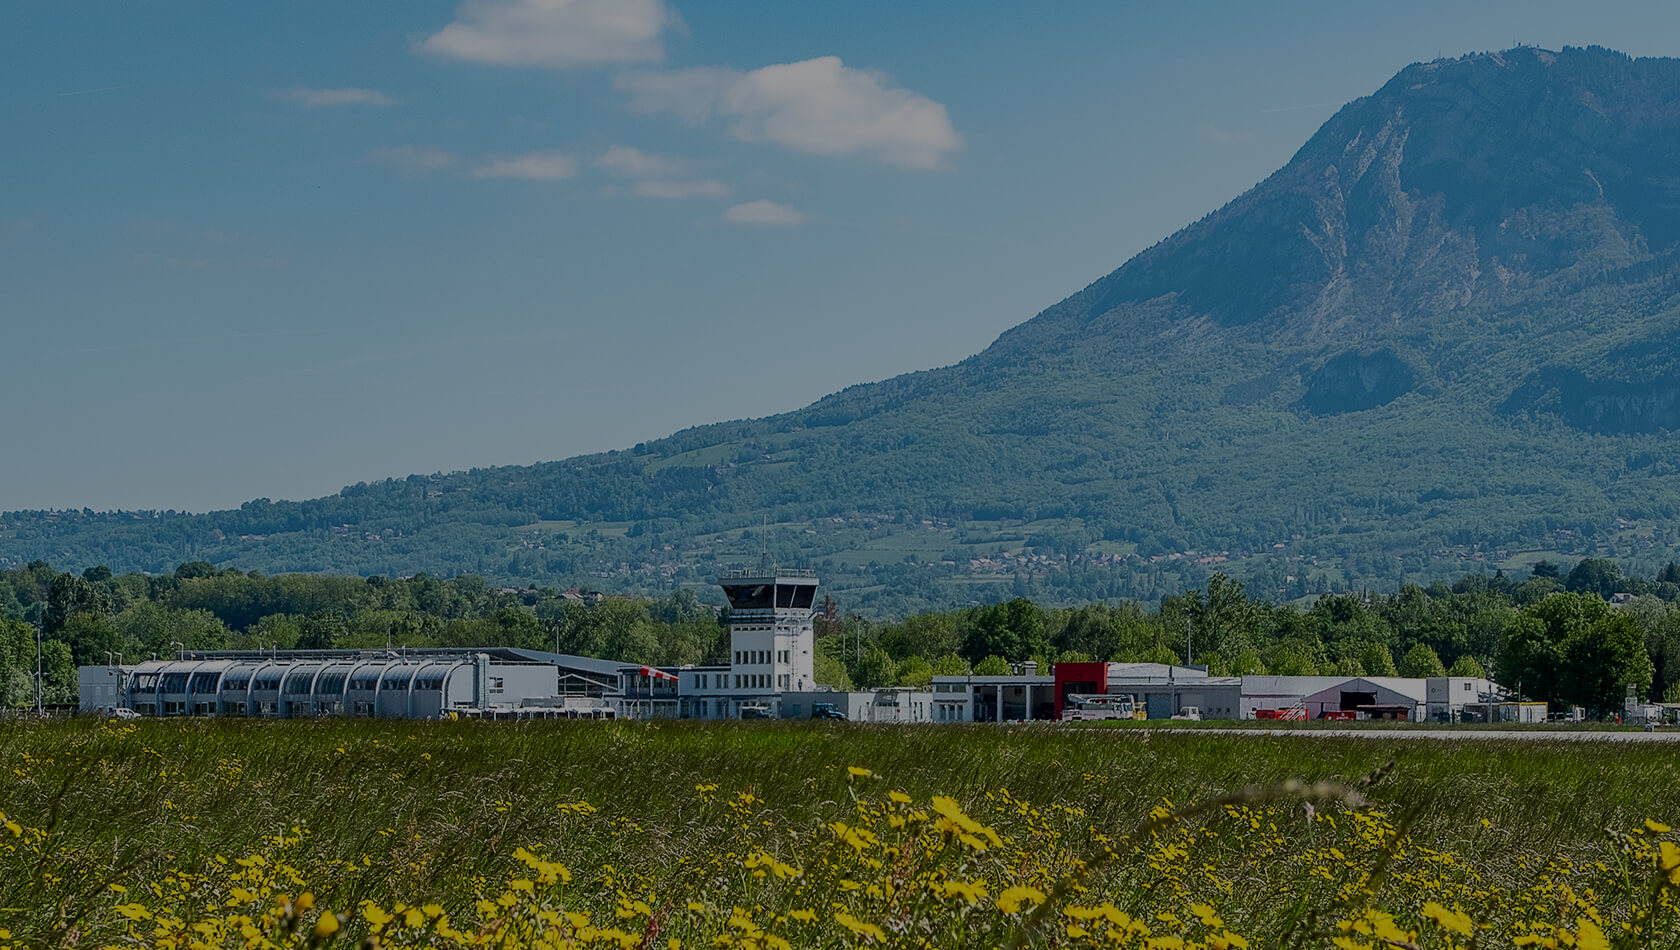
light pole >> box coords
[171,640,186,660]
[35,619,44,717]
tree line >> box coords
[3,556,1676,717]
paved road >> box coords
[1187,728,1680,742]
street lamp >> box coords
[171,640,186,660]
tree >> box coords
[852,644,898,689]
[895,655,932,688]
[960,598,1048,663]
[1140,643,1179,666]
[0,618,36,708]
[1053,604,1134,660]
[1398,644,1446,678]
[1506,592,1654,712]
[973,655,1011,676]
[1196,652,1229,676]
[1359,642,1398,676]
[1198,574,1261,659]
[58,612,121,666]
[1268,646,1318,676]
[1447,655,1487,678]
[45,573,111,638]
[930,653,969,675]
[41,639,75,705]
[1565,558,1624,599]
[174,561,219,580]
[1499,613,1562,702]
[879,613,959,661]
[1561,612,1653,713]
[814,654,853,690]
[296,613,345,650]
[1230,649,1267,676]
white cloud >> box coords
[722,200,804,227]
[635,179,731,199]
[368,146,460,172]
[618,56,962,170]
[422,0,673,69]
[596,145,687,178]
[275,87,395,107]
[470,151,580,180]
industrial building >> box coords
[1243,675,1502,721]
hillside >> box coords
[9,46,1680,613]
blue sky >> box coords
[5,1,1678,512]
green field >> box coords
[4,720,1680,948]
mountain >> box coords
[10,46,1680,613]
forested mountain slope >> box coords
[10,46,1680,613]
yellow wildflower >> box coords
[997,885,1046,914]
[1421,901,1474,936]
[938,879,987,904]
[835,911,885,942]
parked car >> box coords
[110,708,141,720]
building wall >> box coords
[78,666,129,715]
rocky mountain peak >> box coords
[995,46,1680,356]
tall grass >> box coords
[3,720,1679,946]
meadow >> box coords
[3,720,1680,949]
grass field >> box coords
[3,720,1680,948]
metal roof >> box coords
[120,647,626,679]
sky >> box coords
[5,0,1680,512]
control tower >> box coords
[717,567,818,694]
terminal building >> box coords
[78,647,624,720]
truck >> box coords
[1061,693,1142,722]
[810,702,847,721]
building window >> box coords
[779,674,788,689]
